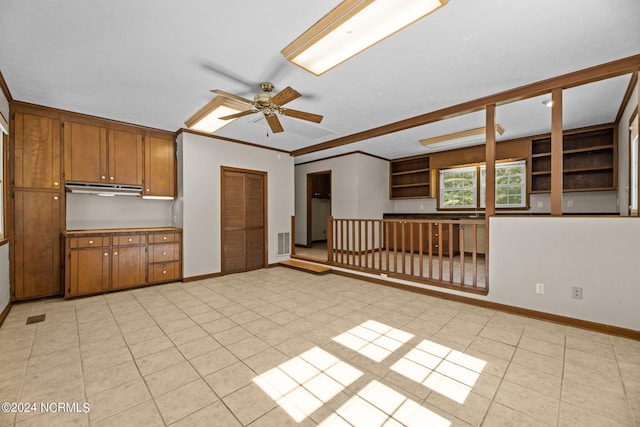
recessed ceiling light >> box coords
[282,0,448,75]
[184,96,252,133]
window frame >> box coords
[438,166,478,209]
[438,159,528,210]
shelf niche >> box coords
[390,155,431,199]
[530,126,616,193]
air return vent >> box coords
[277,232,291,256]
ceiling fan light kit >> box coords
[184,96,251,133]
[281,0,448,75]
[420,124,505,152]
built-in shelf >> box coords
[390,155,431,199]
[530,126,616,193]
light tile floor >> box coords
[0,267,638,426]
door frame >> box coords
[220,166,268,275]
[306,170,332,247]
[628,109,638,216]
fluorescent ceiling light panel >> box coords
[420,125,505,152]
[184,96,251,133]
[282,0,448,75]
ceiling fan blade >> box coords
[271,86,301,106]
[281,108,323,123]
[211,90,254,105]
[218,110,256,120]
[201,63,255,89]
[265,114,284,133]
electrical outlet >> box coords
[536,283,544,294]
[567,200,574,208]
[572,286,583,299]
[537,200,543,208]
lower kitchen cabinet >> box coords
[64,227,181,298]
[68,246,110,296]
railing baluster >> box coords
[393,222,398,273]
[419,223,424,278]
[437,223,443,281]
[409,222,414,276]
[401,222,405,275]
[428,222,433,279]
[448,223,454,284]
[459,224,465,286]
[473,223,478,288]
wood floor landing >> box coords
[279,259,331,275]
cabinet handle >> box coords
[89,240,94,244]
[435,244,439,248]
[162,251,167,255]
[128,238,133,242]
[113,251,118,255]
[53,196,59,200]
[110,177,114,180]
[146,188,150,192]
[101,176,106,179]
[104,252,108,256]
[162,270,167,274]
[163,236,167,240]
[53,181,59,186]
[434,233,438,237]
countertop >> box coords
[63,226,182,236]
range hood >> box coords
[65,182,143,197]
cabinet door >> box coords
[112,246,146,290]
[13,112,61,190]
[63,121,107,183]
[144,135,175,197]
[68,248,110,296]
[108,129,143,185]
[13,190,62,299]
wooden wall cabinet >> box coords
[310,174,331,199]
[390,155,431,199]
[13,113,61,190]
[64,228,181,298]
[13,190,63,299]
[11,108,64,300]
[531,126,616,193]
[64,121,144,186]
[144,135,176,197]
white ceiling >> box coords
[1,0,638,164]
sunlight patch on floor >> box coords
[332,320,414,362]
[391,339,486,404]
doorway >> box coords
[302,171,331,260]
[221,167,267,274]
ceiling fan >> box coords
[212,82,323,133]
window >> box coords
[439,160,526,209]
[480,160,526,208]
[439,167,477,209]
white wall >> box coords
[294,153,392,245]
[618,81,638,216]
[488,217,639,330]
[66,194,173,229]
[179,132,294,278]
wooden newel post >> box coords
[327,216,333,263]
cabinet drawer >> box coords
[150,232,180,243]
[149,262,180,283]
[69,236,109,248]
[149,243,179,263]
[113,234,146,246]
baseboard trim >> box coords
[182,272,223,282]
[0,302,12,328]
[267,263,281,268]
[332,270,640,341]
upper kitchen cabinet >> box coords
[64,121,144,186]
[13,112,62,190]
[63,121,108,183]
[144,135,176,198]
[108,129,143,186]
